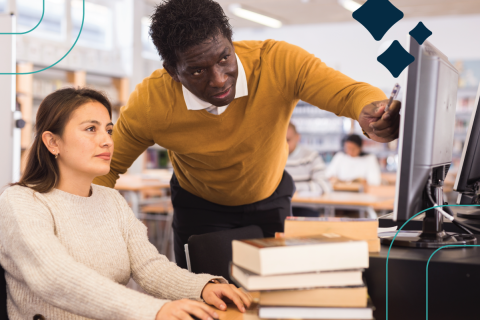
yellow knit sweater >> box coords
[93,40,386,206]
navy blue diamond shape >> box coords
[409,21,433,45]
[352,0,404,41]
[377,40,415,78]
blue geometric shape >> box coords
[409,21,433,45]
[377,40,415,78]
[352,0,404,41]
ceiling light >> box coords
[229,4,282,28]
[338,0,362,12]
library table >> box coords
[332,181,364,192]
[114,174,170,217]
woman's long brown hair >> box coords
[14,87,112,193]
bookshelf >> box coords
[452,88,479,170]
[16,63,129,173]
[145,145,171,170]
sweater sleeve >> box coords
[115,192,226,300]
[268,41,387,121]
[0,187,166,320]
[93,80,155,188]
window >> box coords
[17,0,66,39]
[71,0,112,49]
[141,16,159,60]
[0,0,6,13]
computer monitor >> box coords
[381,36,476,248]
[454,84,480,220]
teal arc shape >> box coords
[0,0,44,35]
[0,0,84,75]
[385,204,480,320]
[425,244,480,320]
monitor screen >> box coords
[393,36,459,222]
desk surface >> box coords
[366,236,480,320]
[114,174,170,191]
[217,307,244,320]
[332,182,364,192]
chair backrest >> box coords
[186,226,263,283]
[0,263,8,319]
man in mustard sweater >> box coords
[94,0,400,268]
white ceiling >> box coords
[145,0,480,28]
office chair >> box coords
[0,263,8,319]
[185,225,264,283]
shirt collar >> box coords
[182,53,248,111]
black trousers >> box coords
[170,171,295,269]
[292,206,320,217]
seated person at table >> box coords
[285,122,331,217]
[0,88,249,320]
[326,134,381,186]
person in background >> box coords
[0,88,249,320]
[285,122,331,217]
[326,134,382,186]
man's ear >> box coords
[164,63,180,82]
[42,131,60,155]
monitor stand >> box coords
[381,206,477,248]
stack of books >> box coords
[284,217,380,253]
[231,234,372,320]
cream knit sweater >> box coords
[0,184,221,320]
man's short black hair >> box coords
[149,0,233,69]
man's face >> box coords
[165,34,238,107]
[286,127,300,155]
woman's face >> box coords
[55,101,114,178]
[344,141,361,157]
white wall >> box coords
[232,14,480,92]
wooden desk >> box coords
[217,307,244,320]
[332,182,364,192]
[381,172,396,185]
[115,174,170,217]
[115,174,170,191]
[292,192,394,218]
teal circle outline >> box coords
[0,0,45,35]
[385,204,480,320]
[0,0,84,75]
[426,244,480,320]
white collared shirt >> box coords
[182,54,248,115]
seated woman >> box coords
[0,88,249,320]
[326,134,382,186]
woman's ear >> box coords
[42,131,59,155]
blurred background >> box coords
[4,0,480,256]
